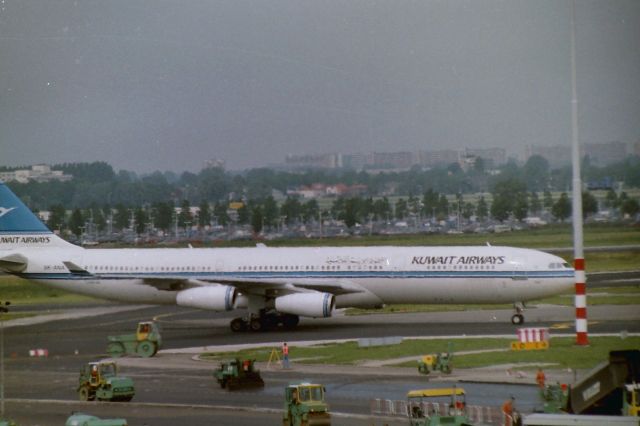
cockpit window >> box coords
[549,262,572,269]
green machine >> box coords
[65,413,128,426]
[540,383,569,414]
[0,420,18,426]
[418,343,453,375]
[77,361,135,402]
[539,350,640,417]
[407,388,473,426]
[283,382,331,426]
[213,358,264,390]
[106,321,162,358]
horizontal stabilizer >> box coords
[0,253,28,273]
[62,261,93,276]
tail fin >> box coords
[0,182,51,234]
[0,182,77,249]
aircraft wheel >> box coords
[78,385,93,401]
[283,314,299,329]
[136,340,156,357]
[249,318,264,332]
[230,318,247,332]
[107,342,125,358]
[511,314,524,325]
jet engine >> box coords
[176,285,237,311]
[275,292,334,318]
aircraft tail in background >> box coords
[0,182,78,249]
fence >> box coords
[370,398,503,424]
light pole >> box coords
[569,0,588,346]
[1,300,10,419]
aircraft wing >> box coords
[93,272,365,296]
[197,276,366,296]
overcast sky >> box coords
[0,1,639,173]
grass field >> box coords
[0,276,99,306]
[200,336,640,370]
[200,223,640,250]
[346,286,640,316]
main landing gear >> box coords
[230,310,300,332]
[511,302,525,325]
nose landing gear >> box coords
[511,302,525,325]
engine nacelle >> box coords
[275,292,335,318]
[176,285,237,311]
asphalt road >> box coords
[2,282,639,425]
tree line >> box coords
[5,156,640,236]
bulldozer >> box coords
[106,321,162,358]
[213,358,264,390]
[77,361,135,402]
[283,382,331,426]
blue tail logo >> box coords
[0,207,17,218]
[0,183,51,234]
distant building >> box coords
[203,158,226,169]
[0,164,72,183]
[281,147,506,172]
[526,141,629,167]
[287,183,327,199]
[525,145,571,168]
[342,153,368,170]
[584,141,627,166]
[419,149,459,168]
[284,153,342,170]
[462,147,506,169]
[370,151,414,170]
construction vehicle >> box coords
[540,349,639,416]
[213,358,264,390]
[106,321,161,358]
[407,387,474,426]
[77,361,135,402]
[65,413,128,426]
[283,382,331,426]
[418,343,453,375]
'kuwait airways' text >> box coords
[412,255,505,265]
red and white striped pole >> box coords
[570,0,588,346]
[574,259,588,345]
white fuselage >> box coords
[10,242,575,308]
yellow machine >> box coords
[407,388,470,426]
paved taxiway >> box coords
[3,283,639,425]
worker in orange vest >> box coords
[536,368,546,388]
[502,396,515,426]
[282,342,290,369]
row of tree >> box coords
[6,155,640,212]
[52,186,640,237]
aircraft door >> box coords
[511,256,528,280]
[215,259,224,273]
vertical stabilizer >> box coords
[0,182,77,249]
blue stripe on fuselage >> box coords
[19,269,574,281]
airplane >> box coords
[0,182,575,331]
